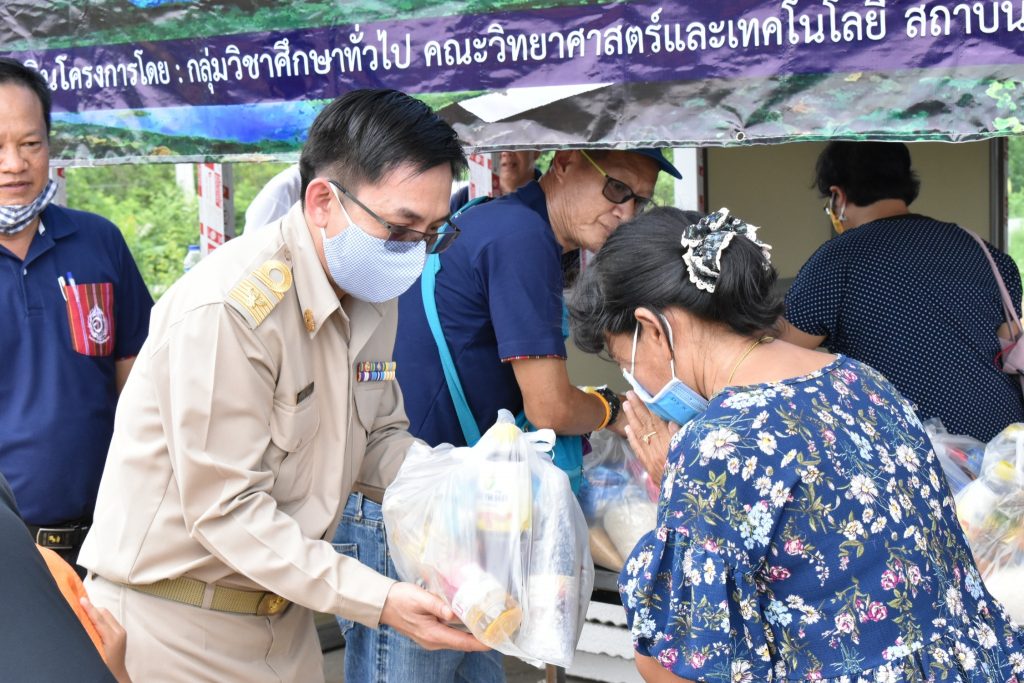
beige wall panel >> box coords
[705,140,993,279]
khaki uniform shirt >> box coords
[79,204,414,628]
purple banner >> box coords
[8,0,1024,115]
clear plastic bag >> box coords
[579,431,659,571]
[382,410,594,668]
[954,423,1024,623]
[923,418,985,495]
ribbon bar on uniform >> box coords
[356,361,396,382]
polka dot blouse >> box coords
[785,214,1024,442]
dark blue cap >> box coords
[629,148,683,179]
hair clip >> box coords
[680,208,772,293]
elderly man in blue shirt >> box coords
[0,57,153,574]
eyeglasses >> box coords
[579,150,654,213]
[327,180,461,255]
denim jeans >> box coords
[332,492,506,683]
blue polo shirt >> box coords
[0,205,152,525]
[396,181,565,447]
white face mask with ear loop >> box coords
[319,183,426,303]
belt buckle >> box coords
[256,593,289,616]
[36,527,74,550]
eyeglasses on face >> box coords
[327,179,461,255]
[579,150,654,213]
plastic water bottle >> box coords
[182,244,201,274]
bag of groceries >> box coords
[382,410,594,668]
[955,423,1024,623]
[578,431,658,571]
[923,418,985,495]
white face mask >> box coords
[320,184,426,303]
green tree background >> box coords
[64,143,1024,298]
[1005,137,1024,269]
[67,161,291,298]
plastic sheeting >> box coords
[2,0,1023,164]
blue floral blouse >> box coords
[619,355,1024,682]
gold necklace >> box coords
[727,335,774,384]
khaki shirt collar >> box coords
[281,204,385,345]
[282,204,340,338]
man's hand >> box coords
[80,596,132,683]
[379,582,491,652]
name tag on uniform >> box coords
[356,361,396,382]
[296,382,315,403]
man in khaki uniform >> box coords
[80,89,485,682]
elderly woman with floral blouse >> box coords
[568,207,1024,683]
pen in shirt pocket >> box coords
[57,275,67,301]
[66,271,80,304]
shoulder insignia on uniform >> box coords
[252,260,293,301]
[227,259,294,329]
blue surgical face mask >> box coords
[621,315,709,426]
[319,184,426,303]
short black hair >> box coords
[0,57,52,134]
[814,141,920,206]
[299,89,466,200]
[569,207,782,356]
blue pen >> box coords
[66,271,80,304]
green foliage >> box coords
[66,161,294,299]
[67,164,198,300]
[1010,136,1024,195]
[1007,137,1024,274]
[653,148,676,209]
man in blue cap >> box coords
[334,147,680,683]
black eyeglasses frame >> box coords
[327,179,461,255]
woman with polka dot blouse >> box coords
[782,141,1024,442]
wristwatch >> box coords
[583,385,622,430]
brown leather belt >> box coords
[351,482,385,504]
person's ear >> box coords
[548,150,577,181]
[634,307,671,357]
[304,179,334,229]
[828,185,847,211]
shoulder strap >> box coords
[963,228,1022,341]
[422,254,482,445]
[420,196,491,446]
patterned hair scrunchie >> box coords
[681,207,772,293]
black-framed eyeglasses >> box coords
[327,179,461,255]
[579,150,654,213]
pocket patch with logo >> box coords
[64,282,115,356]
